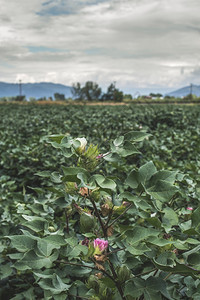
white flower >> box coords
[75,137,87,152]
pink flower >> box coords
[96,154,103,159]
[187,207,193,211]
[93,238,108,254]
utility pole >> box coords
[19,79,22,96]
[190,83,193,97]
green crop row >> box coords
[0,103,200,299]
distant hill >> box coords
[166,84,200,97]
[0,82,72,99]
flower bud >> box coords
[81,237,89,247]
[90,188,100,202]
[117,265,131,282]
[187,207,193,211]
[75,137,87,154]
[93,238,108,255]
[48,226,56,232]
[80,212,96,233]
[65,182,77,195]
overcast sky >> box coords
[0,0,200,93]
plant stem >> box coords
[108,259,127,300]
[107,247,126,256]
[57,260,114,282]
[107,203,133,228]
[64,209,69,234]
[164,272,172,281]
[134,268,157,278]
[69,294,89,299]
[90,197,126,300]
[90,197,107,237]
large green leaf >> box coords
[21,215,48,232]
[126,226,159,245]
[124,131,151,142]
[92,174,116,191]
[145,180,178,202]
[38,274,71,294]
[138,161,157,183]
[15,249,59,269]
[6,235,37,252]
[62,166,88,182]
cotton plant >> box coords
[3,131,199,300]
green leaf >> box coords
[93,174,116,190]
[15,249,59,269]
[192,206,200,232]
[124,131,151,142]
[126,226,159,245]
[0,263,13,279]
[37,239,54,257]
[38,274,71,294]
[145,180,178,202]
[21,215,47,232]
[116,141,140,157]
[50,172,62,183]
[119,192,141,203]
[100,277,115,289]
[68,244,88,258]
[124,278,144,297]
[148,170,178,185]
[52,274,71,292]
[6,235,37,252]
[113,136,124,146]
[162,207,179,232]
[153,258,200,277]
[43,235,66,248]
[35,171,51,178]
[187,253,200,266]
[62,166,88,182]
[138,161,157,183]
[146,217,162,228]
[126,243,151,255]
[48,134,65,144]
[125,170,140,189]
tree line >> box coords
[71,81,132,102]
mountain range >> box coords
[166,84,200,97]
[0,81,199,99]
[0,82,72,99]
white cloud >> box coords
[0,0,200,92]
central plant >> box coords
[4,131,199,299]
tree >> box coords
[54,93,65,101]
[123,94,133,101]
[149,93,163,98]
[71,81,102,101]
[15,95,26,101]
[102,82,123,102]
[71,82,83,100]
[82,81,102,101]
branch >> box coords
[56,260,114,282]
[107,203,133,228]
[106,247,126,256]
[90,197,107,237]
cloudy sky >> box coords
[0,0,200,93]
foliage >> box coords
[71,81,102,101]
[54,93,65,101]
[101,82,123,102]
[0,103,200,299]
[71,81,123,102]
